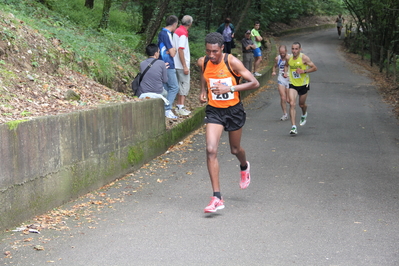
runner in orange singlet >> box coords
[197,32,259,213]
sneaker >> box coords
[300,113,307,126]
[204,196,225,213]
[290,126,297,135]
[176,107,191,116]
[165,110,178,119]
[280,113,288,121]
[240,161,251,189]
[253,72,262,77]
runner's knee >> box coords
[206,145,218,158]
[230,146,241,156]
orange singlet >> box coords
[203,54,241,108]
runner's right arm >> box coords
[272,56,278,76]
[283,55,291,78]
[197,57,208,103]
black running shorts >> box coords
[289,84,310,95]
[204,102,246,132]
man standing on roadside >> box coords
[284,42,317,135]
[241,29,256,74]
[251,21,263,76]
[197,32,259,213]
[158,15,179,119]
[173,15,193,116]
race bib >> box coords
[292,70,300,79]
[209,78,235,101]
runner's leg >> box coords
[298,92,308,116]
[289,88,298,126]
[278,84,288,115]
[206,123,224,192]
[228,128,247,167]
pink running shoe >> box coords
[204,196,225,213]
[240,161,251,189]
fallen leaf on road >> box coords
[34,245,45,251]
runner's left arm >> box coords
[212,56,259,95]
[296,54,317,74]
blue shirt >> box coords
[158,28,175,69]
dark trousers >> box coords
[223,41,232,54]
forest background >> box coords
[0,0,397,124]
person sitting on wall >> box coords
[139,43,169,105]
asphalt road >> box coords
[1,28,399,266]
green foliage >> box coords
[20,110,32,116]
[48,0,141,33]
[188,27,207,60]
[0,0,145,89]
[0,0,345,93]
[343,0,399,68]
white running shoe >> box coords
[165,110,178,119]
[176,107,191,116]
[280,114,288,121]
[253,72,262,77]
[290,126,297,135]
[300,113,307,126]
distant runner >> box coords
[272,45,290,121]
[336,14,345,39]
[284,42,317,135]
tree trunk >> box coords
[143,0,171,47]
[85,0,94,9]
[37,0,52,9]
[120,0,129,10]
[393,53,397,86]
[98,0,112,30]
[138,3,155,34]
[234,0,251,36]
[205,0,213,32]
[222,0,233,21]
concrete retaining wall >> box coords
[0,99,206,231]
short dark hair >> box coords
[205,32,224,47]
[224,17,231,24]
[166,15,178,26]
[146,43,158,56]
[293,41,301,48]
